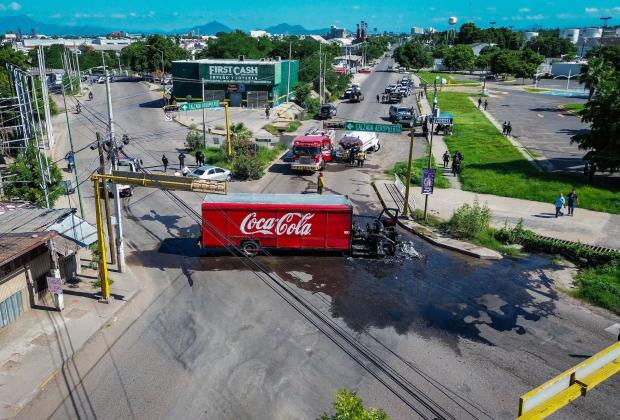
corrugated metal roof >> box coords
[0,208,73,234]
[203,193,352,207]
[0,232,54,266]
[47,213,97,247]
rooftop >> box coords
[0,232,54,266]
[173,58,296,65]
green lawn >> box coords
[416,72,481,87]
[387,156,450,189]
[435,92,620,214]
[573,262,620,315]
[561,103,585,113]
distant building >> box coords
[524,31,539,42]
[172,57,299,107]
[304,35,328,44]
[560,29,580,44]
[410,27,424,36]
[469,43,492,56]
[249,30,270,38]
[329,25,346,39]
[580,27,603,39]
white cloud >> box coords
[129,12,137,17]
[8,1,21,11]
[519,8,530,13]
[586,6,620,14]
[429,6,435,11]
[556,13,575,19]
[584,7,599,13]
[50,13,62,19]
[110,13,126,19]
[74,13,91,19]
[352,5,360,10]
[526,14,547,20]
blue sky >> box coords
[5,0,618,31]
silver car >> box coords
[190,165,231,181]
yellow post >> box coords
[402,127,415,218]
[93,178,110,302]
[224,102,232,157]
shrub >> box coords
[231,155,264,180]
[185,125,203,151]
[320,389,389,420]
[449,199,491,239]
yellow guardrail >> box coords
[517,341,620,419]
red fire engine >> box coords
[290,129,335,172]
[201,193,399,257]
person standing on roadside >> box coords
[317,172,325,194]
[483,99,488,110]
[195,150,204,167]
[161,154,169,172]
[567,189,578,216]
[506,121,512,136]
[442,151,450,168]
[502,121,507,135]
[555,193,565,218]
[178,152,185,170]
[357,149,366,167]
[477,97,482,109]
[376,94,380,103]
[265,104,271,119]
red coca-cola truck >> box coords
[201,193,399,257]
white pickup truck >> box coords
[336,131,380,160]
[107,157,142,197]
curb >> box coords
[372,181,502,260]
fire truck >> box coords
[290,128,336,172]
[201,193,399,257]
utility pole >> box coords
[73,42,81,93]
[96,132,117,265]
[202,78,206,146]
[104,69,125,272]
[61,85,85,218]
[402,126,415,218]
[38,46,54,148]
[286,40,292,103]
[319,44,323,105]
[423,83,439,222]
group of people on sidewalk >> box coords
[477,97,489,110]
[555,189,579,218]
[502,121,513,136]
[442,150,464,176]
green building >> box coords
[172,58,299,107]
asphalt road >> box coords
[23,56,620,420]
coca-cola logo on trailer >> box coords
[240,212,314,236]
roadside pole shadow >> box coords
[533,213,557,219]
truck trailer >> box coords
[201,193,398,257]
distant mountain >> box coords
[264,23,329,35]
[186,21,232,35]
[0,15,110,36]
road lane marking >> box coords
[537,113,544,118]
[558,113,565,118]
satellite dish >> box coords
[449,16,458,25]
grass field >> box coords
[573,262,620,315]
[561,103,585,114]
[416,72,481,87]
[435,92,620,214]
[387,156,450,189]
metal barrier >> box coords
[517,341,620,419]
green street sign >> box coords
[344,121,401,134]
[179,100,221,112]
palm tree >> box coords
[579,57,613,100]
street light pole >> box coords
[423,83,438,222]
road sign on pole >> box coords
[178,100,221,112]
[344,121,401,134]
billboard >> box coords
[421,168,435,195]
[202,64,274,84]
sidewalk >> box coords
[410,74,461,189]
[0,259,141,418]
[412,186,620,250]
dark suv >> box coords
[319,104,337,119]
[389,105,417,127]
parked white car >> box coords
[190,165,232,181]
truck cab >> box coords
[290,130,335,172]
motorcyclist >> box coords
[88,91,93,100]
[66,152,75,171]
[75,102,81,114]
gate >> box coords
[246,91,269,109]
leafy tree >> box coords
[294,82,312,107]
[443,45,475,71]
[527,33,577,58]
[121,35,188,73]
[394,41,433,71]
[572,60,620,174]
[185,125,204,151]
[319,389,389,420]
[457,23,481,45]
[580,56,615,99]
[4,143,64,207]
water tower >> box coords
[448,16,458,44]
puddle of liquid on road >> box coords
[146,236,555,349]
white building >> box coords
[581,27,603,39]
[524,31,539,42]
